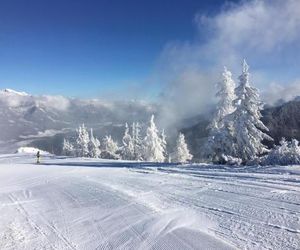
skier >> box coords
[36,151,40,164]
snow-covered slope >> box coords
[1,88,29,96]
[16,147,50,155]
[0,155,299,249]
[0,89,157,154]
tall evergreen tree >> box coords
[132,122,143,161]
[230,60,272,162]
[143,115,165,162]
[202,67,236,162]
[88,128,101,158]
[75,124,90,157]
[173,133,193,163]
[161,129,168,160]
[209,67,236,131]
[121,123,135,160]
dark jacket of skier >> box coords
[36,151,40,164]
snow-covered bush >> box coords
[101,135,120,159]
[221,154,242,165]
[260,138,300,165]
[172,133,193,163]
[100,150,120,160]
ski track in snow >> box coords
[0,154,299,249]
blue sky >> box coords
[0,0,300,103]
[0,0,232,97]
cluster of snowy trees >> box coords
[202,59,300,165]
[63,125,102,158]
[202,60,273,164]
[63,115,193,163]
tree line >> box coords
[62,115,193,163]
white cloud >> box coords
[36,95,70,111]
[262,81,300,105]
[194,0,300,71]
[0,90,71,111]
[158,67,215,128]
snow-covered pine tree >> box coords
[88,128,101,158]
[75,124,90,157]
[173,133,193,163]
[161,129,168,160]
[62,138,74,156]
[143,115,165,162]
[290,139,300,160]
[230,60,272,162]
[132,122,143,161]
[210,67,236,131]
[121,123,135,160]
[202,67,236,162]
[101,135,120,159]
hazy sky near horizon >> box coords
[0,0,300,104]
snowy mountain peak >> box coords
[1,88,29,96]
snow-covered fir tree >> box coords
[88,128,101,158]
[202,67,236,162]
[173,133,193,163]
[62,138,74,156]
[143,115,165,162]
[209,67,236,131]
[132,122,143,161]
[101,135,120,159]
[161,129,168,160]
[230,60,272,162]
[121,123,135,160]
[75,124,90,157]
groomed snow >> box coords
[0,154,299,249]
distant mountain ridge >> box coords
[0,89,157,153]
[261,97,300,144]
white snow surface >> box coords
[16,147,50,155]
[1,88,29,96]
[0,155,299,250]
